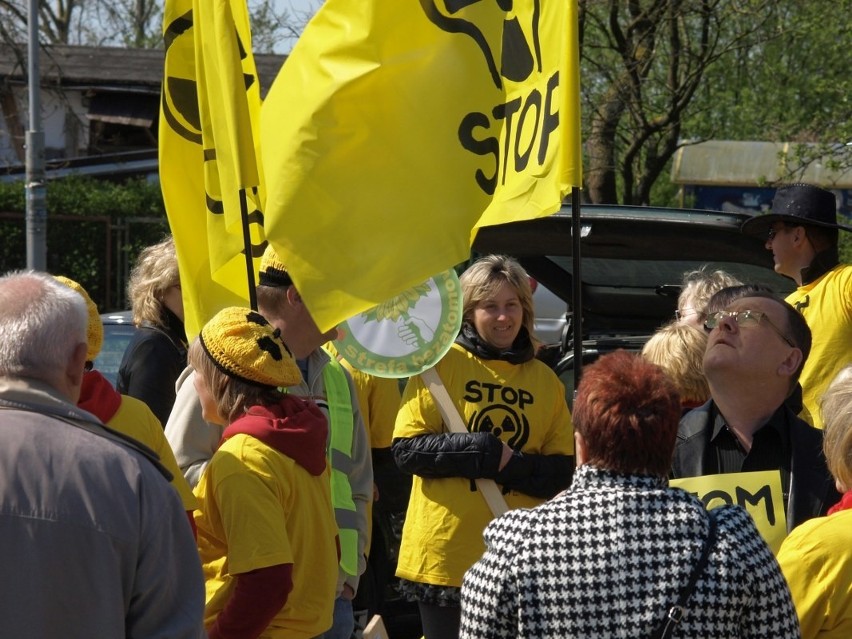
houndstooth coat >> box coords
[460,465,799,639]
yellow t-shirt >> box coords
[194,434,338,638]
[777,508,852,639]
[394,343,574,587]
[110,394,198,511]
[787,264,852,429]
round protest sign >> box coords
[334,269,463,378]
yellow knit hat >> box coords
[199,307,301,388]
[54,275,103,362]
[258,243,293,288]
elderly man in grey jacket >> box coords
[0,271,205,638]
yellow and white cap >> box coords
[199,307,301,388]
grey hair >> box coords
[678,266,742,318]
[0,271,88,381]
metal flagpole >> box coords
[25,0,46,270]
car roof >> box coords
[472,204,795,335]
[100,310,134,324]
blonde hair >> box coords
[820,366,852,491]
[460,255,536,340]
[128,235,180,327]
[678,267,742,319]
[187,337,285,424]
[641,321,710,406]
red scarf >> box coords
[828,489,852,516]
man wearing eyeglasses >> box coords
[741,183,852,430]
[672,291,840,531]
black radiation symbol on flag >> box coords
[419,0,543,89]
[162,10,201,145]
[162,8,266,256]
[469,404,530,449]
[162,10,259,145]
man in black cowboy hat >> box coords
[742,183,852,429]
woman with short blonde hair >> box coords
[641,321,710,410]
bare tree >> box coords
[0,0,314,50]
[579,0,779,205]
[83,0,161,48]
[0,0,83,45]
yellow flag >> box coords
[261,0,583,333]
[160,0,266,340]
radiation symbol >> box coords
[469,404,530,449]
[162,10,201,145]
[419,0,543,89]
[246,310,285,361]
[162,8,266,257]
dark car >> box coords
[472,203,795,405]
[93,310,137,387]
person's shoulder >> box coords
[783,509,852,555]
[523,354,561,376]
[677,401,713,440]
[820,263,852,287]
[114,394,174,446]
[787,410,824,443]
[79,418,176,489]
[482,506,538,551]
[709,504,769,554]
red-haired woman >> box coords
[461,350,799,639]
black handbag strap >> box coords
[653,514,717,639]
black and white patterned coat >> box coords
[460,465,800,639]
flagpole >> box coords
[25,0,46,270]
[571,189,582,394]
[239,189,258,310]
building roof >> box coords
[671,140,852,188]
[0,43,286,94]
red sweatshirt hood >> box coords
[221,396,328,476]
[78,370,122,423]
[828,489,852,516]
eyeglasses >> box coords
[704,310,795,347]
[767,225,787,241]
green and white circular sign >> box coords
[334,269,463,377]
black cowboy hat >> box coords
[741,183,852,236]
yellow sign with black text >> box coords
[670,471,787,554]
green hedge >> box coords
[0,176,169,311]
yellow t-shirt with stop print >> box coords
[394,343,573,587]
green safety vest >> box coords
[320,356,360,577]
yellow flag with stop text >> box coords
[261,0,582,333]
[160,0,266,340]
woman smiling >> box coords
[392,254,575,639]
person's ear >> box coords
[285,286,302,306]
[65,342,88,393]
[791,226,809,248]
[777,346,803,379]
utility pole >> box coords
[26,0,46,270]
